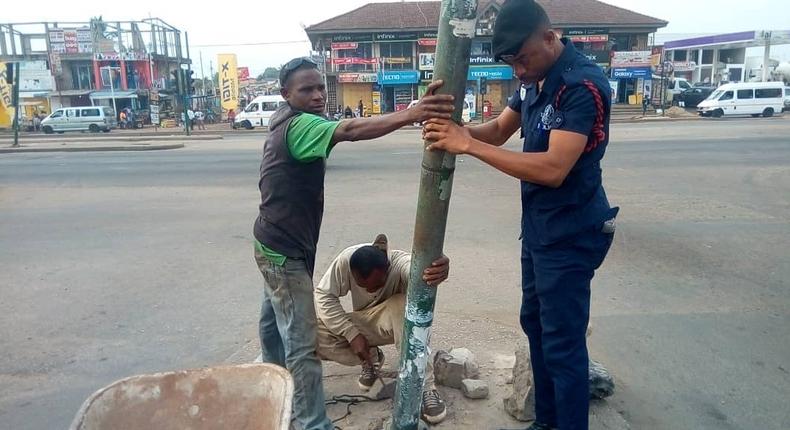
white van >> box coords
[697,82,785,118]
[41,106,117,134]
[235,95,286,129]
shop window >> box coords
[379,42,413,70]
[71,63,94,90]
[674,50,688,61]
[471,41,492,56]
[336,43,374,72]
[690,50,699,63]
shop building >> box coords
[305,0,667,115]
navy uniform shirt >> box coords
[508,39,618,247]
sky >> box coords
[4,0,789,78]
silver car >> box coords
[41,106,117,134]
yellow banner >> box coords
[217,54,239,112]
[0,62,14,128]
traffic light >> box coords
[184,70,195,95]
[170,69,181,94]
[479,77,488,95]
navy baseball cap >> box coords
[492,0,551,62]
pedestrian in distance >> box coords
[422,1,618,429]
[228,109,236,129]
[195,110,206,130]
[187,108,195,131]
[252,56,454,430]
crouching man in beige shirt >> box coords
[314,234,450,424]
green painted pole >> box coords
[391,0,477,428]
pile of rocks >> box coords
[434,348,490,400]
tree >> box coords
[257,67,280,81]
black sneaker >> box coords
[358,347,385,391]
[420,389,447,424]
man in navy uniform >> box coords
[422,1,617,429]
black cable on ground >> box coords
[326,393,390,429]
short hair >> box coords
[492,0,552,62]
[279,57,319,88]
[349,246,389,278]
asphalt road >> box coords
[1,117,789,429]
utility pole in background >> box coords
[183,31,192,136]
[11,62,21,147]
[390,0,477,429]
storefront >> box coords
[610,51,653,104]
[336,72,378,115]
[467,65,516,117]
[378,70,419,113]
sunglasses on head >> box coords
[281,57,318,82]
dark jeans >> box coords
[254,247,333,430]
[520,229,613,430]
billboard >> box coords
[611,51,652,68]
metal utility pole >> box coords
[184,31,192,136]
[390,0,477,429]
[12,62,20,147]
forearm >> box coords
[314,293,360,341]
[334,110,413,143]
[466,121,509,147]
[465,139,565,187]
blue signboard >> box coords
[611,68,651,79]
[378,70,420,85]
[467,66,513,81]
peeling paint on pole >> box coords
[391,0,478,429]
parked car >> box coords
[234,95,286,129]
[697,82,785,118]
[41,106,117,134]
[783,87,790,112]
[677,87,715,108]
[667,78,693,102]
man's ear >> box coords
[372,234,388,254]
[280,87,289,99]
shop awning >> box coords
[89,90,139,100]
[51,89,93,97]
[19,91,50,98]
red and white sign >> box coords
[337,73,378,83]
[331,57,378,65]
[569,34,608,43]
[611,51,652,68]
[238,67,250,80]
[63,30,79,54]
[331,42,359,50]
[418,38,437,46]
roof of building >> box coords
[305,0,667,33]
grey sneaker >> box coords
[358,347,385,391]
[420,389,447,424]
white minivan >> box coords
[697,82,785,118]
[41,106,117,133]
[235,95,286,129]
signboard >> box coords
[337,73,378,83]
[611,51,652,68]
[218,53,239,111]
[50,53,63,75]
[49,28,92,54]
[611,68,651,79]
[419,53,435,70]
[331,57,377,65]
[382,57,411,65]
[468,66,513,80]
[331,42,359,50]
[238,67,250,80]
[378,70,419,85]
[672,61,697,72]
[94,52,149,61]
[418,39,437,46]
[608,79,619,104]
[469,55,496,65]
[332,34,373,43]
[565,28,609,42]
[371,91,381,114]
[150,103,160,125]
[420,70,435,82]
[581,50,610,65]
[0,63,14,128]
[20,61,54,91]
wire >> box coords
[326,393,390,428]
[190,40,309,48]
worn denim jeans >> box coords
[255,247,333,430]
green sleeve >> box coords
[286,113,341,163]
